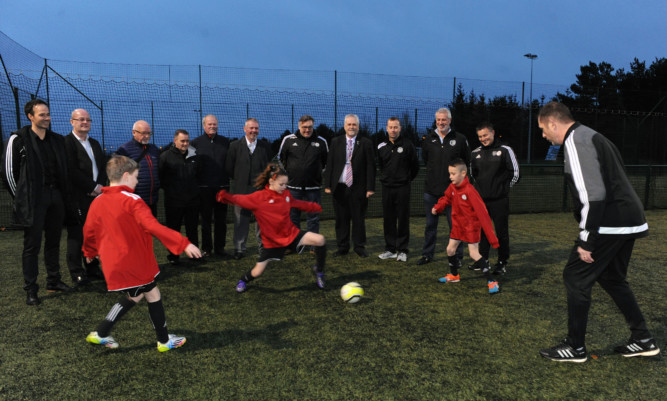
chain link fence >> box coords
[1,31,666,228]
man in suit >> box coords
[64,108,108,285]
[324,114,375,258]
[226,118,273,259]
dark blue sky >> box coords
[1,0,665,86]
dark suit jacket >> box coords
[226,137,273,194]
[324,134,376,195]
[64,132,107,223]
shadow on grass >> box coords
[326,269,382,288]
[157,261,216,280]
[85,321,300,354]
[505,239,570,286]
[178,320,299,352]
[243,270,382,294]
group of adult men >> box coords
[1,101,521,306]
[3,99,658,362]
[0,101,275,305]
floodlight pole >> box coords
[524,53,537,163]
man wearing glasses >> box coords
[64,109,107,285]
[116,120,161,216]
[278,115,328,238]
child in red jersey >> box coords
[83,156,201,351]
[216,163,326,292]
[432,158,501,294]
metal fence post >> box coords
[13,87,20,129]
[100,100,105,152]
[45,59,50,106]
[199,65,203,135]
[414,108,418,139]
[644,164,652,209]
[334,70,338,132]
[151,101,155,145]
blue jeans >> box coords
[422,192,463,260]
[289,188,321,233]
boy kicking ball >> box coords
[432,158,500,294]
[83,156,201,352]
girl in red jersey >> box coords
[216,163,326,292]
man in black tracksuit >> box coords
[537,102,660,363]
[278,115,328,234]
[470,122,519,275]
[191,114,230,258]
[159,129,201,264]
[418,107,470,266]
[377,117,419,262]
[2,99,71,305]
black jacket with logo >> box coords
[377,135,419,187]
[278,130,328,190]
[470,139,519,201]
[421,129,470,196]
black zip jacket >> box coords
[377,135,419,187]
[158,144,201,207]
[421,129,470,196]
[190,133,230,189]
[470,139,520,201]
[278,130,329,190]
[2,126,68,227]
[563,122,648,252]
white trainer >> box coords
[378,251,398,260]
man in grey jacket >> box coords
[537,102,660,363]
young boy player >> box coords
[83,156,201,351]
[432,158,501,294]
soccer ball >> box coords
[340,282,364,303]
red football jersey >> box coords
[219,187,322,248]
[433,177,499,247]
[83,185,190,291]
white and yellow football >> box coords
[340,282,364,303]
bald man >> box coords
[537,101,659,362]
[64,109,107,284]
[116,120,161,216]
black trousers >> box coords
[332,183,367,252]
[22,186,65,291]
[199,187,228,254]
[165,200,199,256]
[479,197,510,262]
[66,221,101,279]
[563,236,651,347]
[382,184,411,253]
